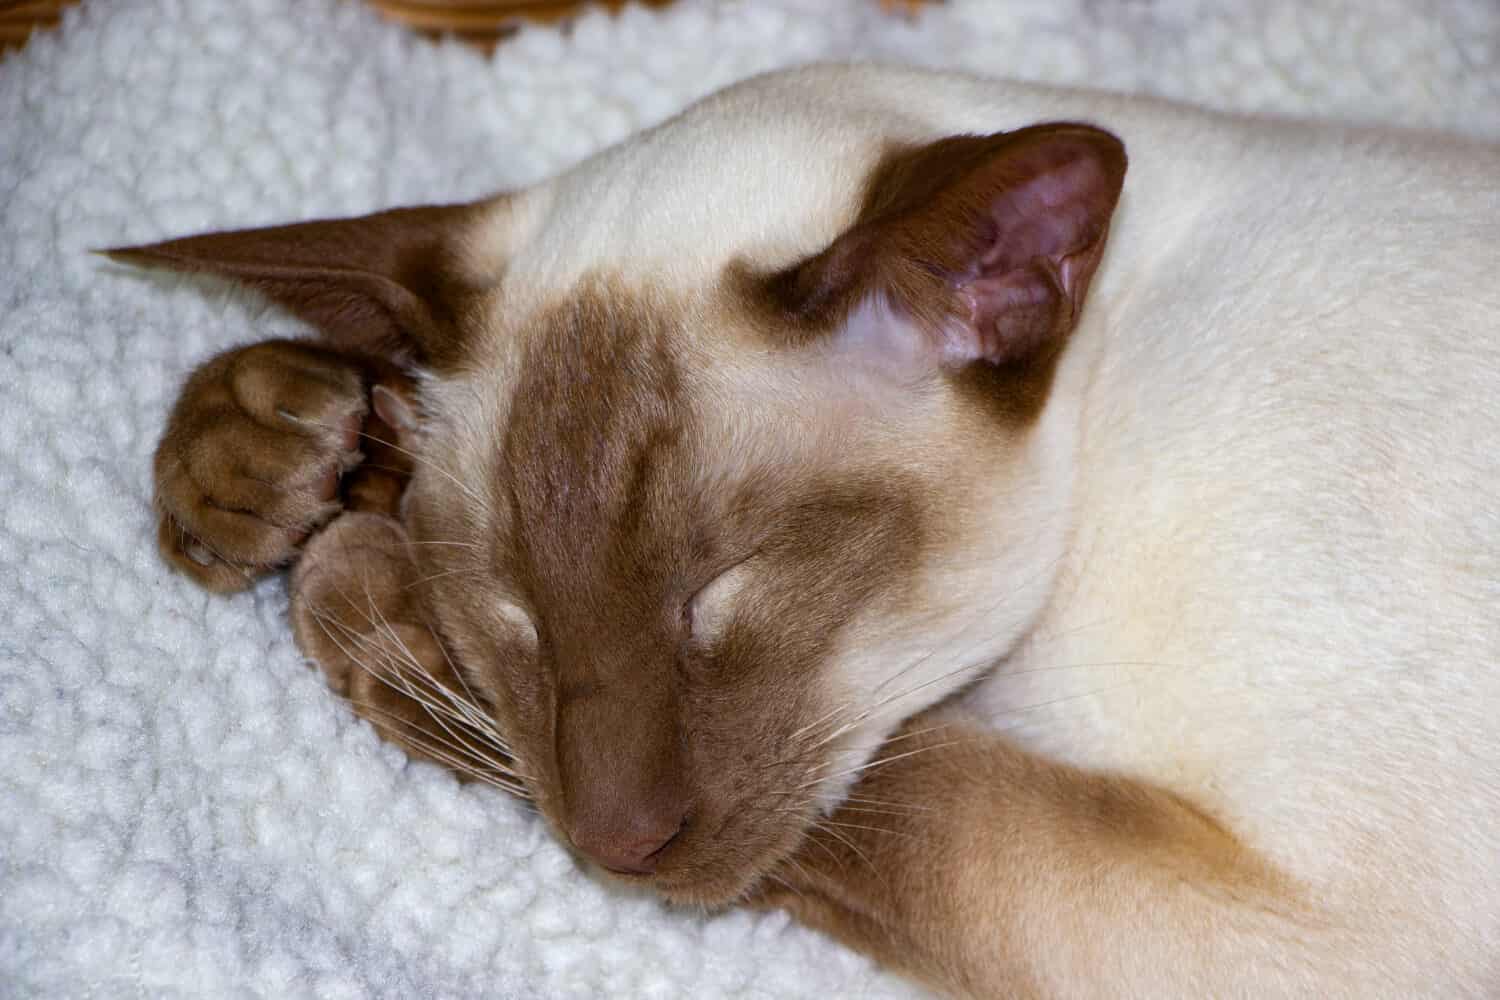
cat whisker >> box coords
[835,803,927,820]
[299,416,494,516]
[786,696,859,748]
[359,429,493,514]
[865,721,955,748]
[342,681,515,776]
[755,737,841,778]
[868,551,1071,702]
[778,853,822,893]
[305,543,517,766]
[401,567,484,591]
[347,698,530,797]
[817,817,918,842]
[838,793,932,814]
[794,722,958,793]
[802,655,987,756]
[795,738,969,793]
[378,727,530,799]
[798,824,851,872]
[419,620,527,770]
[800,824,856,874]
[1019,615,1116,649]
[987,672,1186,729]
[809,819,887,888]
[791,554,1073,760]
[310,611,535,798]
[309,608,494,748]
[755,871,808,903]
[321,567,519,757]
[354,462,416,477]
[314,606,467,727]
[307,598,523,774]
[368,631,529,777]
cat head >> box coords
[113,68,1125,905]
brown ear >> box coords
[103,202,490,363]
[766,124,1126,368]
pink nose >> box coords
[567,808,687,875]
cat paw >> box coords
[154,339,370,592]
[290,511,517,788]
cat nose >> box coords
[567,804,688,874]
[554,661,690,875]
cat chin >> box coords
[570,857,759,909]
[580,820,812,909]
[648,861,784,910]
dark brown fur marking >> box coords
[732,125,1126,425]
[407,276,930,899]
[106,203,491,367]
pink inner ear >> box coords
[981,157,1109,272]
[956,145,1120,365]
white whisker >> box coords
[796,738,967,792]
[299,414,494,515]
[307,601,531,783]
[401,567,483,590]
[315,564,518,758]
[348,698,530,798]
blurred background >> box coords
[7,0,726,53]
[2,2,1497,998]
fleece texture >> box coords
[1,0,1496,996]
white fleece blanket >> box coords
[2,0,1496,996]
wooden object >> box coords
[1,0,77,50]
[2,1,933,56]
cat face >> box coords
[413,335,919,895]
[116,69,1125,904]
[404,279,954,900]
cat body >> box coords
[120,66,1500,996]
[958,83,1500,992]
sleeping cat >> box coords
[112,65,1500,997]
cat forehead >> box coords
[491,70,992,293]
[494,277,892,502]
[419,270,923,556]
[507,142,875,297]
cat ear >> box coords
[764,124,1126,368]
[102,201,499,364]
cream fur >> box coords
[446,65,1500,994]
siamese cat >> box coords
[111,65,1500,998]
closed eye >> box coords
[494,597,539,648]
[683,558,756,645]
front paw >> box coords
[154,339,370,591]
[289,512,519,791]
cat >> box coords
[110,65,1500,997]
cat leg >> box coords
[288,511,521,792]
[152,340,373,592]
[286,376,523,794]
[762,717,1344,999]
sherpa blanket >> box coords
[3,0,1496,996]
